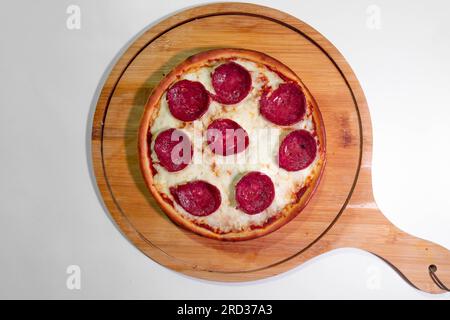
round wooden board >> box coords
[91,3,450,291]
[93,3,361,278]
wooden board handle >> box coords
[332,207,450,293]
[366,224,450,293]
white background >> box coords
[1,0,449,299]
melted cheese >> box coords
[150,59,320,233]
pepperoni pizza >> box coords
[139,49,326,241]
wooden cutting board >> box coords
[91,3,450,293]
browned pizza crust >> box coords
[138,48,326,241]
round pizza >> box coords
[138,49,326,241]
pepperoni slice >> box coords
[235,172,275,215]
[206,119,249,156]
[211,62,252,105]
[260,83,306,126]
[170,180,221,216]
[153,128,193,172]
[278,130,317,171]
[167,79,210,121]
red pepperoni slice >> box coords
[278,130,317,171]
[235,172,275,215]
[154,128,193,172]
[211,62,252,105]
[206,119,249,156]
[260,83,306,126]
[167,79,210,121]
[170,180,221,216]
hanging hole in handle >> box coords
[428,264,449,292]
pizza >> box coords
[138,49,326,241]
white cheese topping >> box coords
[150,59,320,233]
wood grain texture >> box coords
[91,3,450,293]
